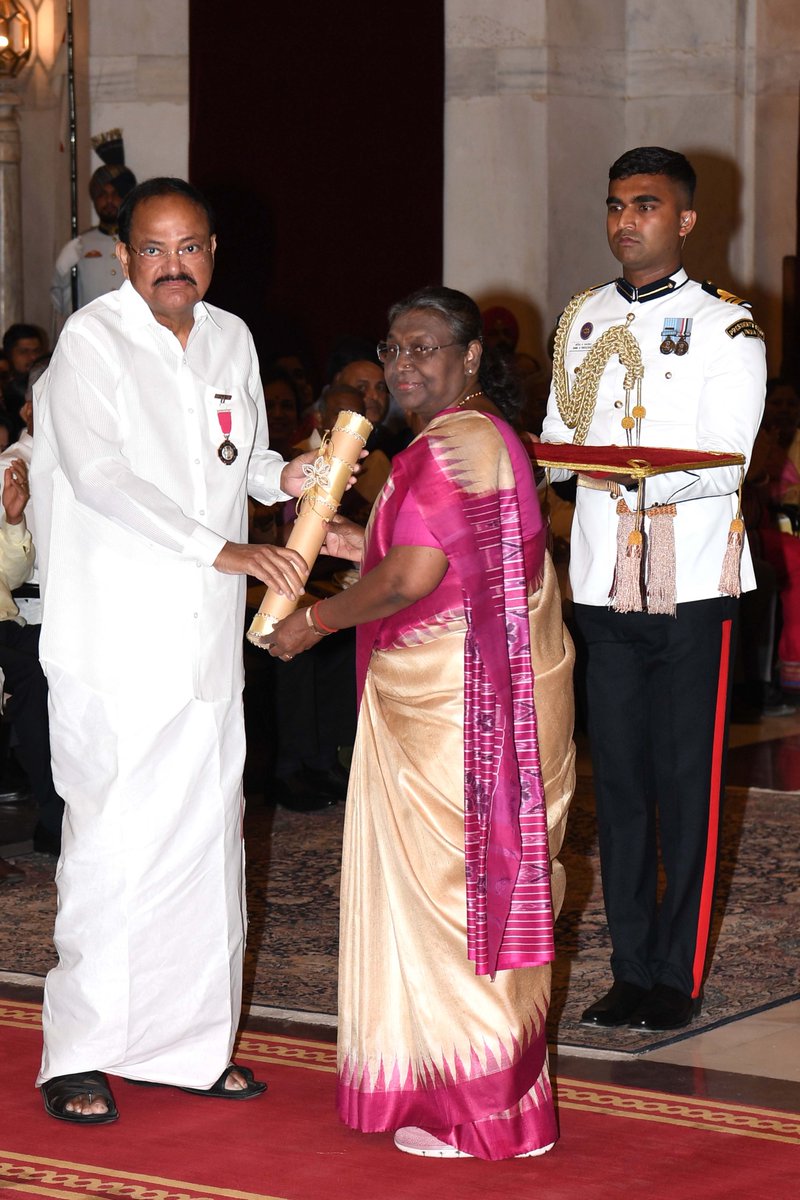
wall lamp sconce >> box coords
[0,1,31,79]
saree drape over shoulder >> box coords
[337,410,575,1159]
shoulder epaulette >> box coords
[702,280,750,306]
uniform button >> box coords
[199,509,205,516]
[194,458,200,465]
[614,400,623,409]
[111,269,116,276]
[193,612,199,619]
[665,372,672,380]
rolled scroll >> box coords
[246,410,373,648]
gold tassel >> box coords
[718,469,746,598]
[719,517,744,598]
[611,498,644,612]
[646,504,677,616]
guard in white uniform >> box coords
[51,130,137,317]
[542,147,766,1032]
[32,178,314,1125]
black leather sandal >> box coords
[179,1063,267,1100]
[41,1071,119,1124]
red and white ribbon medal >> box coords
[215,392,238,465]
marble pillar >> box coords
[0,90,23,332]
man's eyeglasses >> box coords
[127,243,211,261]
[376,341,461,364]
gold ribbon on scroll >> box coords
[246,409,373,648]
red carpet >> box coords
[1,999,797,1200]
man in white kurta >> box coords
[31,178,310,1122]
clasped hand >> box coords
[2,459,30,525]
[264,607,320,660]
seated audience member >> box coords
[334,356,412,458]
[326,335,376,382]
[748,377,800,697]
[481,304,519,356]
[2,325,45,438]
[0,417,12,453]
[301,383,391,526]
[335,357,390,427]
[262,365,305,459]
[0,355,52,623]
[0,457,64,855]
[249,366,307,546]
[248,381,375,812]
[274,351,316,415]
[247,378,361,813]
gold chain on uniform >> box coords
[552,291,646,446]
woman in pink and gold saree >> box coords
[267,286,575,1160]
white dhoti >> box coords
[38,668,247,1088]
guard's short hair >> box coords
[609,147,696,205]
[118,177,216,244]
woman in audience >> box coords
[266,286,575,1160]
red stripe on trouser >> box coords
[691,617,733,996]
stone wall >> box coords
[444,0,800,372]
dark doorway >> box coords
[189,3,445,390]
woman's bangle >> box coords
[312,601,338,635]
[305,605,325,636]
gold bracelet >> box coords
[305,605,325,636]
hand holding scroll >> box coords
[213,541,308,598]
[247,410,373,648]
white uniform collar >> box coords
[615,267,689,304]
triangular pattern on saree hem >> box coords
[340,1016,539,1100]
[336,1020,550,1140]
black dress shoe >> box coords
[33,823,62,856]
[580,981,650,1027]
[628,983,700,1031]
[302,765,349,800]
[0,858,24,885]
[269,772,338,813]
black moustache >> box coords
[154,274,196,286]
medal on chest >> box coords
[660,317,693,356]
[215,393,238,465]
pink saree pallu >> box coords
[337,411,575,1160]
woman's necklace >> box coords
[453,389,484,409]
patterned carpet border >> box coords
[1,780,798,1055]
[2,1003,797,1149]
